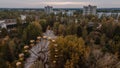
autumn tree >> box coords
[16,17,23,38]
[49,35,89,68]
[39,19,48,32]
[0,28,8,38]
[53,22,59,35]
[76,25,82,37]
[66,24,77,35]
[58,24,65,35]
[22,21,42,43]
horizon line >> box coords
[0,7,120,9]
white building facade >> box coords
[83,5,97,15]
[44,6,53,14]
[0,20,7,29]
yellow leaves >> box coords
[54,35,86,55]
[84,46,90,60]
[64,53,79,68]
[65,60,74,68]
[32,21,42,30]
[58,24,65,35]
[8,39,15,53]
[49,35,88,68]
[39,19,46,23]
[71,53,80,63]
[0,36,10,46]
[23,21,42,41]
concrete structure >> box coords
[97,12,120,19]
[83,5,97,15]
[0,19,17,29]
[4,19,17,26]
[0,20,7,28]
[44,6,53,14]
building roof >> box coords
[45,6,53,8]
[84,5,97,8]
[0,19,16,26]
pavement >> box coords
[24,30,56,68]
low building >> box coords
[54,10,64,15]
[97,12,120,19]
[0,19,17,29]
[5,19,16,26]
[67,10,74,16]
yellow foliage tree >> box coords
[49,35,89,68]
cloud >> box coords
[28,2,91,6]
[0,0,120,8]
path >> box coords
[24,30,56,68]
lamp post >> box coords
[30,40,35,47]
[16,35,55,68]
[19,53,24,61]
[51,40,59,68]
[36,36,41,43]
[16,62,22,68]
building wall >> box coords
[83,5,97,15]
[44,6,53,14]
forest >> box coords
[0,10,120,68]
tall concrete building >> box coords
[44,6,53,14]
[83,5,97,15]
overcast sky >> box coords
[0,0,120,8]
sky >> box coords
[0,0,120,8]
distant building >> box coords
[44,6,53,14]
[21,15,26,21]
[67,10,74,16]
[54,10,75,16]
[54,10,65,15]
[54,10,60,15]
[97,12,120,19]
[83,5,97,15]
[20,15,26,23]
